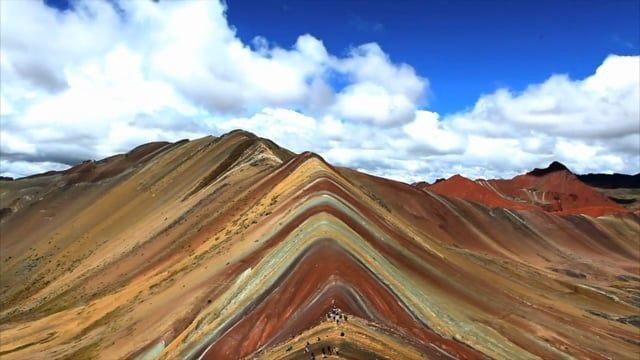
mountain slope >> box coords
[424,174,532,210]
[576,172,640,211]
[0,132,638,359]
[420,162,628,217]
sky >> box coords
[0,0,639,182]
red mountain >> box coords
[421,162,627,217]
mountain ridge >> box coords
[0,130,638,359]
[417,161,638,216]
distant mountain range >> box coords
[415,160,640,216]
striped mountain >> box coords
[0,130,638,359]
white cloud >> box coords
[0,1,637,183]
[449,55,640,139]
[334,43,426,103]
[401,111,466,154]
[444,55,640,177]
[217,107,318,153]
[333,83,416,126]
[0,159,70,178]
[0,0,426,178]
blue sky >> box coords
[44,0,640,114]
[227,0,640,114]
[2,0,639,181]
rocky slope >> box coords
[0,131,638,359]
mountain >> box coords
[578,173,640,189]
[526,160,571,176]
[1,131,638,359]
[422,161,634,217]
[577,172,640,211]
[423,174,531,210]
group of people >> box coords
[287,307,349,359]
[326,306,347,324]
[302,307,349,359]
[304,341,339,359]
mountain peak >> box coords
[527,161,571,177]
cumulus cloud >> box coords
[0,0,429,178]
[449,55,639,140]
[333,83,416,126]
[224,55,639,182]
[446,55,640,178]
[401,111,467,154]
[0,0,637,182]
